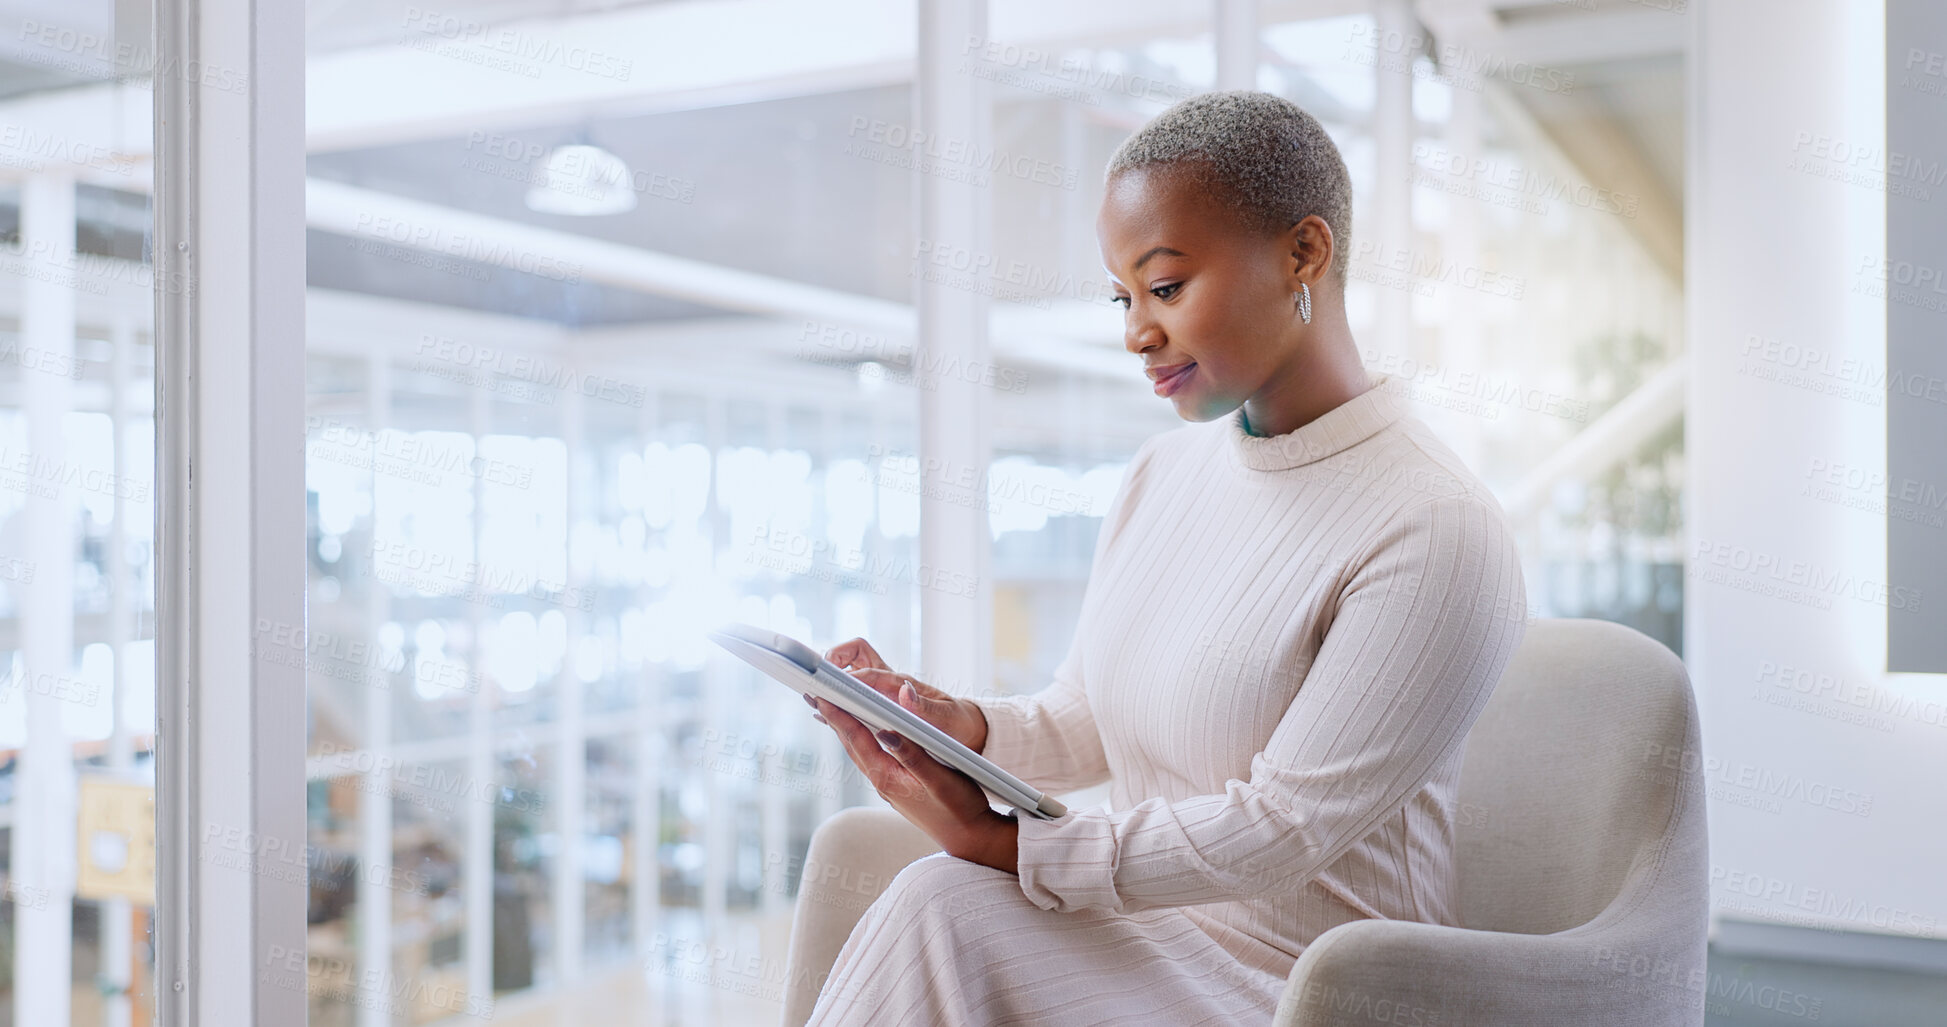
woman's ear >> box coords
[1286,215,1336,288]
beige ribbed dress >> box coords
[807,375,1529,1025]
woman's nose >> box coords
[1124,313,1163,354]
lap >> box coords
[808,853,1284,1026]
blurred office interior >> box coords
[0,0,1940,1024]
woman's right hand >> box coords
[822,637,990,754]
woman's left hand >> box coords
[808,694,1019,874]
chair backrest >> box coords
[1453,618,1700,935]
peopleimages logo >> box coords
[0,123,136,177]
[1692,539,1923,612]
[1350,240,1527,299]
[345,211,583,284]
[413,333,647,408]
[1711,865,1938,936]
[1755,659,1947,733]
[957,36,1194,104]
[846,117,1080,190]
[16,20,248,93]
[314,740,546,814]
[863,443,1105,516]
[1790,132,1947,196]
[1344,21,1576,95]
[261,946,495,1020]
[400,6,633,81]
[797,320,1032,393]
[463,132,692,203]
[307,416,535,489]
[369,539,596,612]
[0,444,150,501]
[1409,142,1639,218]
[746,521,982,599]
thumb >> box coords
[899,681,952,722]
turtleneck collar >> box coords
[1225,373,1406,472]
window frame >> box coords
[152,0,309,1023]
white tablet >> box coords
[706,621,1068,820]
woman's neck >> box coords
[1240,318,1370,438]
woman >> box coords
[803,89,1528,1025]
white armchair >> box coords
[779,619,1708,1026]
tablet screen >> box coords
[707,622,1066,820]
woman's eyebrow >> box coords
[1133,245,1188,271]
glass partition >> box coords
[289,2,1690,1024]
[0,2,161,1023]
[1263,7,1687,651]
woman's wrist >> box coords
[988,812,1019,874]
[951,808,1019,874]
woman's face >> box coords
[1096,167,1303,423]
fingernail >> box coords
[812,713,827,725]
[876,731,901,749]
[803,693,817,707]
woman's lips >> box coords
[1152,362,1196,397]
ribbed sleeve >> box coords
[1011,494,1528,913]
[965,656,1112,796]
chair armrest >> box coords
[1274,917,1704,1027]
[779,807,940,1027]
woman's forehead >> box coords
[1097,170,1244,267]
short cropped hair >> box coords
[1105,90,1354,283]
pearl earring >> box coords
[1295,282,1312,324]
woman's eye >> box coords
[1110,283,1179,308]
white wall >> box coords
[1689,0,1945,942]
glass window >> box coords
[1263,7,1687,652]
[287,2,1691,1024]
[0,2,161,1023]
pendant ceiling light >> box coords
[524,142,638,216]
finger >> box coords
[825,637,890,672]
[885,671,948,705]
[814,698,896,772]
[898,681,949,717]
[874,730,962,797]
[825,639,880,670]
[889,677,958,724]
[817,699,881,768]
[848,667,907,701]
[818,700,924,802]
[852,670,957,733]
[812,696,866,737]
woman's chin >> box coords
[1168,395,1231,423]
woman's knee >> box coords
[872,852,1026,933]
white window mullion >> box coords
[915,0,995,698]
[356,358,395,1027]
[465,384,496,1002]
[556,384,588,983]
[17,165,79,1027]
[152,0,308,1023]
